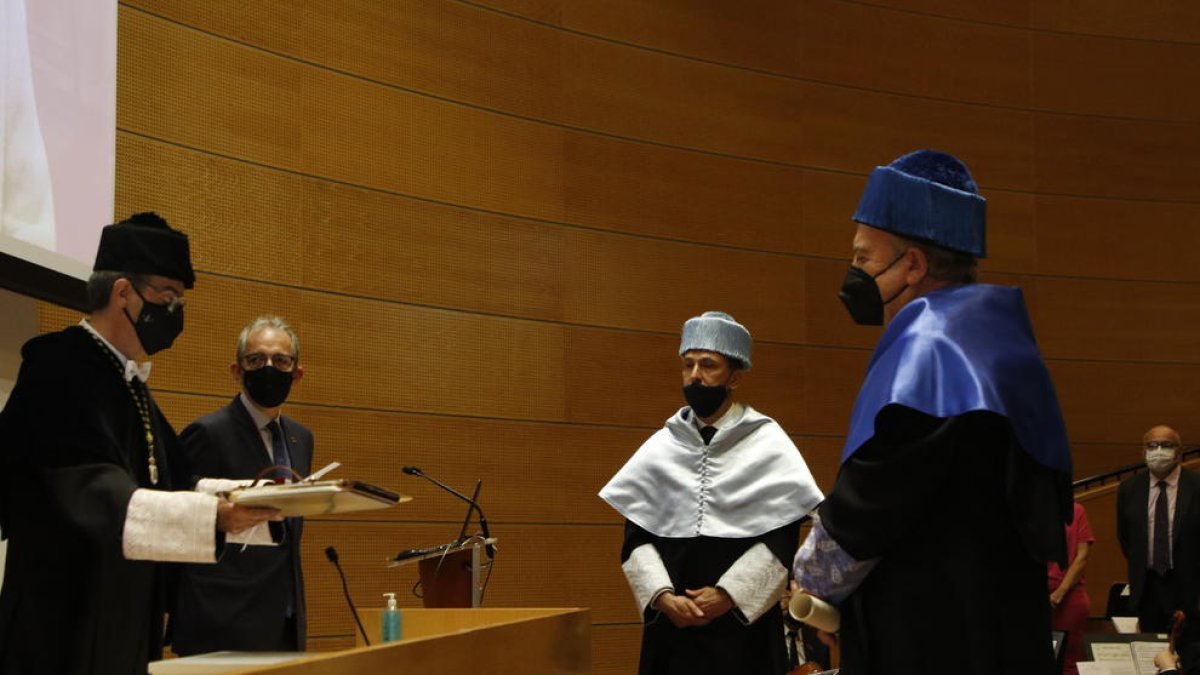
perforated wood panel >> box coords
[26,2,1198,673]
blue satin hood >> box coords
[842,284,1072,474]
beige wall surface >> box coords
[31,1,1200,672]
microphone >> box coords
[325,546,370,646]
[402,466,495,558]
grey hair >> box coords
[85,271,150,313]
[236,315,300,362]
[890,235,978,285]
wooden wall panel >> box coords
[796,83,1037,190]
[482,0,1035,98]
[126,1,807,164]
[795,0,1032,107]
[1050,361,1200,445]
[1034,196,1200,283]
[115,135,308,287]
[799,436,847,493]
[118,134,809,332]
[1073,443,1145,481]
[124,1,568,121]
[1035,115,1200,202]
[593,625,644,675]
[1030,276,1200,363]
[1032,33,1200,122]
[983,191,1041,274]
[559,134,807,250]
[119,10,568,221]
[478,0,805,77]
[1031,1,1200,42]
[847,0,1030,26]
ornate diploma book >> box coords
[226,479,409,517]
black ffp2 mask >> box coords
[243,366,295,408]
[124,293,184,356]
[838,253,908,326]
[683,381,728,419]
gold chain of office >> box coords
[88,332,159,485]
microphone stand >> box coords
[402,466,495,558]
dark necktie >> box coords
[1153,479,1171,575]
[699,426,717,445]
[267,420,293,482]
[267,420,297,618]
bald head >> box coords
[1144,425,1182,447]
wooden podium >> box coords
[148,608,590,674]
[391,536,495,607]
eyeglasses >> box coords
[240,352,296,372]
[1144,441,1180,451]
[136,282,186,313]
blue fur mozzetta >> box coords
[841,283,1072,474]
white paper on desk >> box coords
[1091,643,1137,666]
[1111,616,1140,633]
[1131,641,1169,675]
[1077,662,1133,675]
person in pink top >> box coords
[1049,501,1095,675]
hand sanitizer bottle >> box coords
[381,592,401,642]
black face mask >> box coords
[683,381,728,419]
[838,253,908,326]
[124,288,184,355]
[243,365,295,408]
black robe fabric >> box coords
[0,326,186,675]
[622,519,801,675]
[820,407,1071,675]
[170,397,312,655]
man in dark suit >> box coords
[171,316,314,654]
[1118,425,1200,633]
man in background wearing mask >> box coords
[1118,425,1200,633]
[792,150,1073,674]
[171,315,313,655]
[0,213,279,674]
[600,311,823,674]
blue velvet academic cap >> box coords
[852,150,987,258]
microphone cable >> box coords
[325,546,370,646]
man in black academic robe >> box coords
[793,151,1072,675]
[0,326,187,674]
[0,214,277,675]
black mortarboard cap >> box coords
[93,212,195,288]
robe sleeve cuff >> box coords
[194,478,268,495]
[792,516,877,605]
[123,489,219,563]
[717,542,788,624]
[622,543,673,616]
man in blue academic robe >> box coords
[794,151,1073,675]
